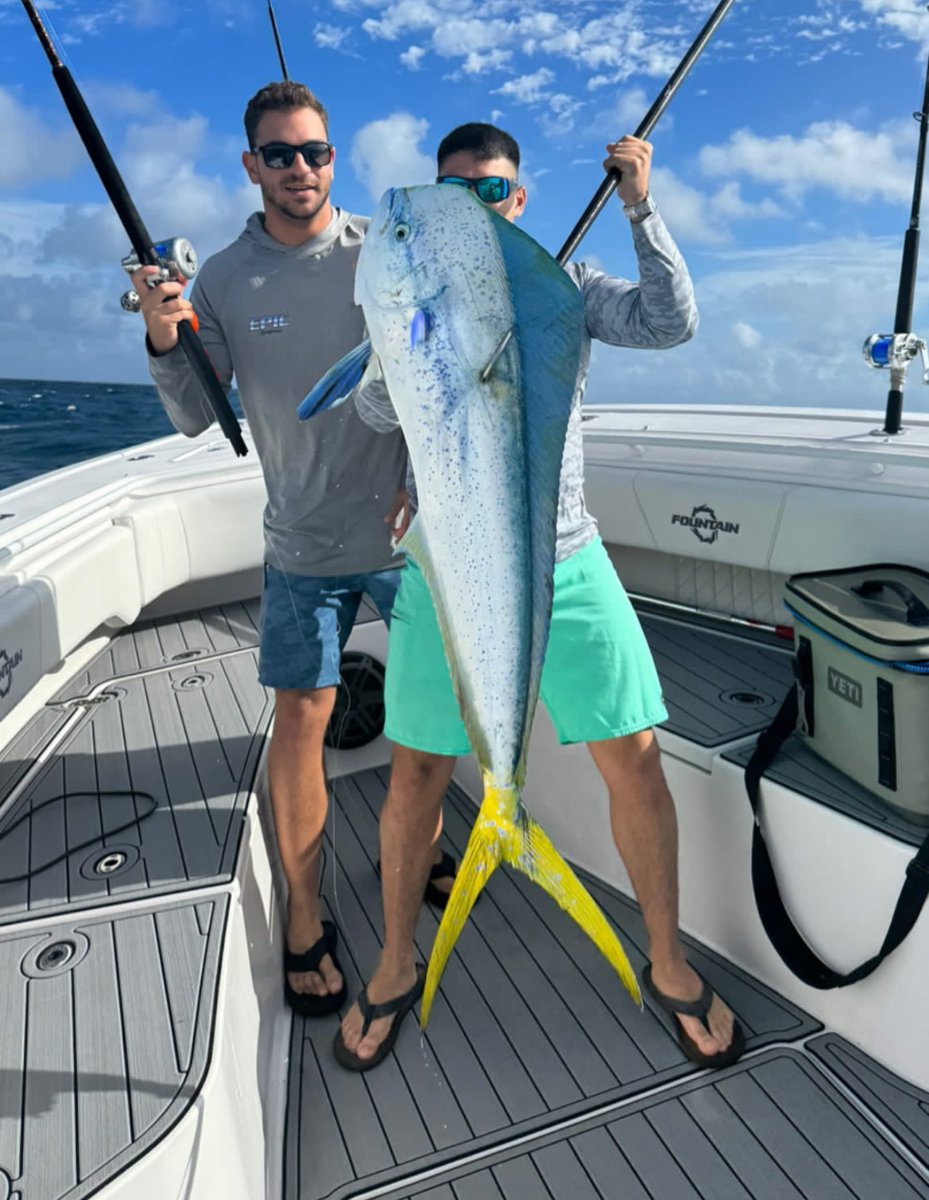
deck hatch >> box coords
[0,895,227,1200]
[0,650,270,923]
[370,1050,929,1200]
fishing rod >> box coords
[481,0,738,382]
[862,47,929,435]
[268,0,289,79]
[557,0,738,264]
[19,0,248,458]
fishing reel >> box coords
[119,236,198,313]
[862,333,929,384]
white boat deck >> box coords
[2,597,928,1198]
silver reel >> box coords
[120,236,198,313]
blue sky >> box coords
[3,0,929,411]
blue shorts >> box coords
[258,563,402,691]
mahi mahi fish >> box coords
[298,183,641,1025]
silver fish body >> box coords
[300,183,641,1023]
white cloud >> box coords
[350,112,434,201]
[856,1,929,52]
[400,44,426,69]
[540,93,584,138]
[0,88,83,188]
[314,23,353,51]
[585,235,922,411]
[432,16,511,57]
[0,108,257,383]
[494,68,555,106]
[332,0,690,88]
[460,48,513,75]
[361,0,438,41]
[647,168,787,246]
[605,87,650,130]
[733,320,762,349]
[84,82,164,118]
[699,119,915,204]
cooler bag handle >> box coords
[745,685,929,989]
[853,578,929,627]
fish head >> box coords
[356,183,493,314]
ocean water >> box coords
[0,378,243,492]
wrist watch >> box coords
[622,192,655,223]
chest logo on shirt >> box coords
[249,313,290,334]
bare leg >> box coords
[588,730,735,1056]
[268,687,342,999]
[339,746,456,1060]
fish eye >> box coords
[394,223,411,242]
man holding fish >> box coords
[300,123,743,1073]
[133,81,463,1023]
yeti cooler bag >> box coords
[744,562,929,991]
[784,563,929,822]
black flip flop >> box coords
[284,918,347,1018]
[425,849,459,909]
[333,964,426,1072]
[643,963,746,1070]
[375,850,474,911]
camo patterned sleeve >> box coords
[554,204,698,562]
[570,207,698,348]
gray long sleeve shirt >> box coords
[147,209,407,576]
[355,203,697,562]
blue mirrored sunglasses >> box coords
[436,175,516,204]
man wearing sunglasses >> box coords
[132,82,420,1021]
[340,122,742,1075]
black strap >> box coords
[745,686,929,989]
[854,578,929,627]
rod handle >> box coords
[176,322,247,456]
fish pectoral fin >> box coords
[298,339,373,419]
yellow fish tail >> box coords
[420,794,505,1027]
[420,783,641,1028]
[518,815,642,1011]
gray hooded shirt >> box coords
[147,209,407,577]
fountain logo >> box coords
[0,648,23,699]
[670,504,741,545]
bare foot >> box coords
[648,960,735,1058]
[338,961,420,1063]
[286,901,343,998]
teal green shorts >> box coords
[384,536,668,754]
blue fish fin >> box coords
[410,308,432,349]
[298,339,373,419]
[489,211,586,778]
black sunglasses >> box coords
[436,175,516,204]
[252,141,333,169]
